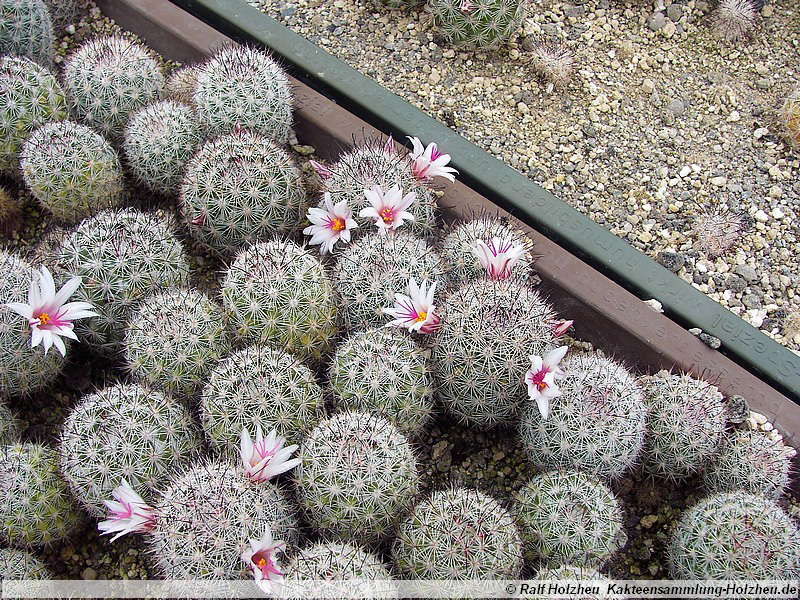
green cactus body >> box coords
[640,373,726,480]
[0,251,65,397]
[285,542,395,600]
[124,288,231,397]
[429,0,524,50]
[515,471,625,567]
[432,278,556,428]
[439,216,534,286]
[193,46,292,142]
[21,121,126,222]
[148,458,299,579]
[201,344,325,451]
[62,34,164,140]
[0,401,19,445]
[123,100,203,196]
[330,327,434,436]
[59,382,202,517]
[222,240,338,361]
[519,353,647,480]
[180,130,306,254]
[393,487,523,579]
[0,442,81,547]
[56,208,191,354]
[701,430,792,501]
[163,65,200,106]
[0,55,67,173]
[669,491,800,579]
[322,139,438,237]
[332,231,446,331]
[295,411,419,545]
[0,0,53,66]
[532,565,615,600]
[0,547,54,580]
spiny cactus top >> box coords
[393,487,524,579]
[0,0,54,66]
[295,411,419,545]
[222,239,338,361]
[59,382,203,517]
[193,45,292,142]
[429,0,525,50]
[0,442,82,548]
[0,55,67,172]
[201,344,325,451]
[669,490,800,579]
[514,470,625,567]
[62,34,165,140]
[163,64,200,105]
[148,458,300,580]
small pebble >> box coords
[699,333,722,349]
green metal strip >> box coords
[168,0,800,401]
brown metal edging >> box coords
[93,0,800,458]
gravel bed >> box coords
[247,0,800,352]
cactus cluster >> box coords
[124,289,231,397]
[180,129,306,254]
[0,401,19,445]
[329,327,434,436]
[0,442,81,547]
[200,344,325,451]
[520,353,648,480]
[669,491,800,579]
[222,240,338,361]
[0,250,66,397]
[332,231,445,331]
[123,100,203,196]
[515,470,624,567]
[148,458,299,579]
[701,430,792,500]
[428,0,524,50]
[433,278,556,427]
[193,45,292,142]
[393,487,523,579]
[20,121,126,222]
[59,382,202,517]
[0,0,54,66]
[640,372,727,480]
[0,547,54,580]
[62,34,164,140]
[56,208,191,354]
[295,411,419,545]
[320,137,438,237]
[0,55,66,173]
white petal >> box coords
[52,276,83,308]
[38,266,57,304]
[3,302,34,320]
[543,346,569,369]
[536,395,550,420]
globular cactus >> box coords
[330,327,434,436]
[59,382,202,517]
[701,430,793,501]
[781,86,800,149]
[285,542,395,599]
[0,547,54,580]
[0,0,54,66]
[531,565,614,600]
[393,487,523,579]
[320,137,438,237]
[124,288,231,397]
[0,250,65,397]
[669,490,800,579]
[55,208,192,354]
[428,0,524,50]
[0,442,81,547]
[222,240,338,361]
[20,121,126,222]
[180,129,307,254]
[163,64,199,105]
[0,55,67,173]
[514,470,625,567]
[332,231,446,331]
[62,34,164,140]
[295,411,419,545]
[526,37,575,91]
[193,45,291,142]
[433,278,557,428]
[640,372,726,480]
[519,353,648,480]
[148,458,300,579]
[711,0,758,43]
[201,344,325,451]
[122,100,203,196]
[439,215,534,286]
[691,203,750,259]
[0,401,19,445]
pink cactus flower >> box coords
[97,479,156,542]
[242,528,286,595]
[383,277,440,334]
[309,160,332,179]
[408,136,458,182]
[525,346,568,420]
[303,192,359,254]
[551,320,574,337]
[460,0,473,11]
[472,236,526,280]
[359,184,416,235]
[240,426,301,483]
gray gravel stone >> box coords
[699,333,722,349]
[666,99,685,118]
[657,251,684,272]
[726,274,747,293]
[742,293,763,309]
[648,12,667,31]
[667,3,683,21]
[725,395,750,424]
[733,264,758,282]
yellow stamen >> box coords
[331,217,346,232]
[379,207,394,224]
[414,311,427,323]
[258,558,267,567]
[536,381,548,391]
[38,313,51,325]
